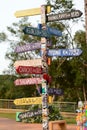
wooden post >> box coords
[41,5,49,130]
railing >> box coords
[52,101,77,113]
[0,99,77,113]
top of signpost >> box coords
[14,5,51,18]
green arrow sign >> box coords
[23,26,50,38]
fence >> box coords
[0,99,77,113]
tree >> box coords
[73,29,87,101]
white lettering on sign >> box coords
[47,49,61,56]
[16,66,42,74]
[47,10,82,22]
[15,42,41,53]
[62,49,80,56]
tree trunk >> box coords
[84,0,87,44]
[83,84,86,101]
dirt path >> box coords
[0,118,77,130]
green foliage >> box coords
[0,32,7,42]
[23,105,63,123]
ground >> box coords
[0,118,77,130]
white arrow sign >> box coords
[14,59,42,68]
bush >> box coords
[25,105,63,123]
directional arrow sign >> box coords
[23,26,50,38]
[14,59,42,68]
[14,77,42,86]
[47,27,62,37]
[15,42,41,53]
[47,10,83,22]
[14,6,51,18]
[18,109,42,120]
[48,88,63,95]
[47,49,82,57]
[14,97,42,105]
[37,24,62,37]
[14,96,52,105]
[16,66,42,74]
[37,87,63,96]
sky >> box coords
[0,0,85,74]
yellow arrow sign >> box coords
[14,6,51,18]
[14,96,52,105]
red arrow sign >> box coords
[14,77,42,86]
[16,66,42,74]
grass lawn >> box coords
[0,113,16,120]
[63,117,76,124]
[0,112,76,124]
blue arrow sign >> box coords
[23,26,50,38]
[47,49,82,57]
[37,24,62,37]
[47,27,62,37]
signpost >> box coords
[23,26,50,38]
[14,59,42,68]
[46,10,83,22]
[14,77,42,86]
[14,96,52,105]
[47,48,82,57]
[16,66,42,74]
[41,5,49,130]
[14,4,83,130]
[15,42,41,53]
